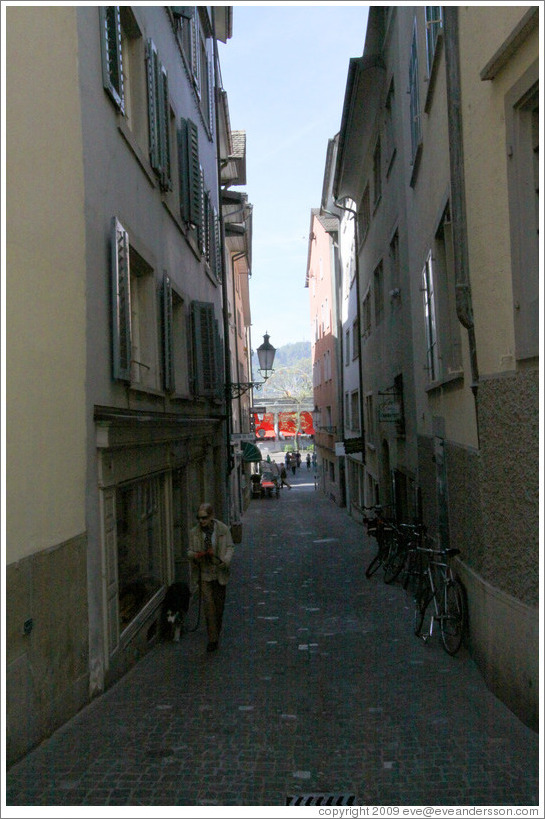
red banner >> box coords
[252,411,315,438]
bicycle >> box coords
[382,520,419,585]
[363,505,396,578]
[412,540,467,655]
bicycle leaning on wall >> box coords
[411,538,467,656]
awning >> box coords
[241,441,262,462]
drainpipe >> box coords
[443,6,480,445]
[211,9,233,522]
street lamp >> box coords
[227,332,276,399]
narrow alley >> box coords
[6,466,539,809]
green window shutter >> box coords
[178,118,190,222]
[178,117,201,227]
[213,208,222,282]
[188,122,202,226]
[162,272,174,393]
[146,40,160,173]
[100,6,124,113]
[111,216,132,382]
[159,66,172,190]
[191,301,216,396]
[207,56,215,133]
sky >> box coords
[218,3,369,349]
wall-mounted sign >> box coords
[379,401,402,422]
[344,437,364,454]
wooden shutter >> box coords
[111,217,132,382]
[146,40,160,173]
[208,55,215,134]
[162,272,174,393]
[100,6,124,113]
[178,118,201,227]
[159,66,171,190]
[191,301,217,396]
[213,207,222,282]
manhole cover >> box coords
[286,793,356,806]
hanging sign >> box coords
[379,401,402,422]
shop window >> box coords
[117,476,166,632]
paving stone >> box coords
[5,466,540,808]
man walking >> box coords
[187,503,234,652]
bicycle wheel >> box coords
[440,579,466,655]
[383,537,407,584]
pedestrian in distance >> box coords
[296,451,301,468]
[187,503,234,653]
[306,453,311,470]
[280,464,292,490]
[290,454,296,476]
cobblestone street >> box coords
[5,466,540,811]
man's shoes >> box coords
[206,641,218,652]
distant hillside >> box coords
[252,341,311,374]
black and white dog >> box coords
[161,582,191,642]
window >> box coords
[433,206,461,374]
[358,185,371,242]
[362,291,372,339]
[129,247,159,389]
[162,273,190,395]
[352,318,359,359]
[409,22,422,166]
[146,40,171,190]
[119,9,146,147]
[350,390,360,432]
[384,78,396,172]
[345,392,350,429]
[110,217,159,390]
[373,137,382,207]
[117,476,166,633]
[506,71,539,360]
[374,261,384,325]
[425,7,443,75]
[100,7,124,112]
[422,251,439,381]
[329,460,335,483]
[345,328,350,364]
[172,7,214,134]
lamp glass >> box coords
[256,333,276,378]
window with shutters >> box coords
[350,390,360,433]
[422,251,439,381]
[111,217,159,391]
[352,317,360,358]
[100,7,124,112]
[424,204,462,381]
[425,7,443,75]
[171,7,214,136]
[191,301,222,398]
[129,248,159,389]
[162,276,190,397]
[146,39,171,191]
[409,21,423,177]
[100,8,148,152]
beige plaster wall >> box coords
[458,7,538,376]
[6,6,87,562]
